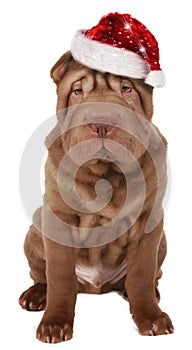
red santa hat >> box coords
[71,12,165,88]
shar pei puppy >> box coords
[19,12,173,343]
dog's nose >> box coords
[88,123,113,138]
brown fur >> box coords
[19,52,173,342]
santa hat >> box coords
[71,12,165,87]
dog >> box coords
[19,50,174,342]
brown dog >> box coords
[19,50,173,342]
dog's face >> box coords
[50,52,154,174]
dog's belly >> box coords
[75,259,127,288]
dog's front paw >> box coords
[19,283,46,311]
[134,312,174,336]
[36,319,73,343]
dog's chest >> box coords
[75,235,128,288]
[72,163,139,288]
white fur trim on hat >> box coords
[71,30,150,80]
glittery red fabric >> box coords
[85,12,160,71]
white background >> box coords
[1,0,191,349]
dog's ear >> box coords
[50,51,73,84]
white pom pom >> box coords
[145,70,166,88]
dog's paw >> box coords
[19,283,46,311]
[135,312,174,336]
[36,320,73,343]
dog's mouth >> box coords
[65,136,139,173]
[82,122,142,164]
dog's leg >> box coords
[36,237,78,343]
[125,223,174,336]
[19,224,47,311]
[155,231,167,302]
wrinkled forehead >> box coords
[58,63,135,90]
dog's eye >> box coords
[121,86,132,93]
[73,88,83,95]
